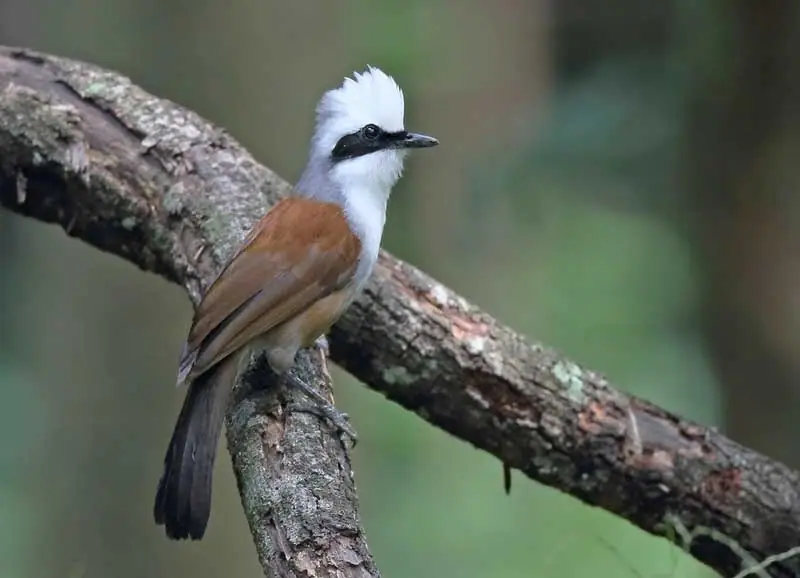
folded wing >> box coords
[178,197,361,384]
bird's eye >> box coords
[362,124,380,140]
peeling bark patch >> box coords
[702,468,742,499]
[408,283,489,343]
[451,317,489,341]
[420,280,473,315]
[427,283,452,309]
[410,278,493,351]
[578,402,606,434]
[463,335,486,354]
[629,448,675,472]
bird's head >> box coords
[308,66,438,195]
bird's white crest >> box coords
[315,66,406,147]
[305,66,409,195]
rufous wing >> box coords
[178,197,361,384]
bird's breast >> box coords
[343,188,386,289]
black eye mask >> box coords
[331,124,409,162]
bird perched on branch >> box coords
[154,66,439,540]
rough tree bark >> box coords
[2,46,800,578]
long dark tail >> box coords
[154,352,239,540]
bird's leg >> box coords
[313,335,334,401]
[284,370,358,447]
[315,334,330,357]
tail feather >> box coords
[154,353,239,540]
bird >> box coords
[153,66,439,541]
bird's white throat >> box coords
[340,178,390,288]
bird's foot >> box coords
[284,371,358,448]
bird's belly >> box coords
[294,288,353,346]
[260,288,353,371]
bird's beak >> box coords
[401,132,439,149]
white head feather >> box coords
[314,66,406,152]
[303,66,410,196]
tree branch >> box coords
[2,46,800,578]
